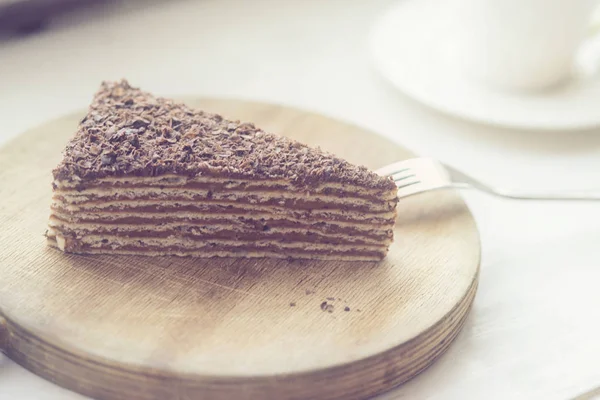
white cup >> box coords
[454,0,599,91]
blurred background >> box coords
[0,0,113,36]
[2,0,600,191]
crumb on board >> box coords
[320,301,335,313]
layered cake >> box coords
[47,80,398,261]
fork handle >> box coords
[458,183,600,201]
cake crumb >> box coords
[320,301,334,313]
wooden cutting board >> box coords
[0,99,480,400]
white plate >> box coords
[369,0,600,131]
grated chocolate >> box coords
[53,80,397,191]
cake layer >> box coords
[49,233,388,253]
[52,202,396,223]
[49,223,391,246]
[49,217,393,246]
[55,174,393,194]
[54,187,397,209]
[53,194,396,214]
[50,223,392,245]
[46,237,385,261]
[49,211,395,233]
[54,176,397,201]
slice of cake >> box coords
[47,80,398,261]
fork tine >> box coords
[395,181,420,190]
[391,172,416,182]
[387,168,411,176]
[378,157,453,198]
[375,160,412,176]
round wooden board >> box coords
[0,99,480,400]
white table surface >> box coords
[1,0,600,399]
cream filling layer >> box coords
[55,187,397,208]
[48,222,392,246]
[54,175,394,197]
[46,238,382,261]
[49,210,395,229]
[55,234,387,252]
[51,199,396,219]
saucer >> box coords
[369,0,600,131]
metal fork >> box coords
[377,157,600,201]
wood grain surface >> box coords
[0,99,480,400]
